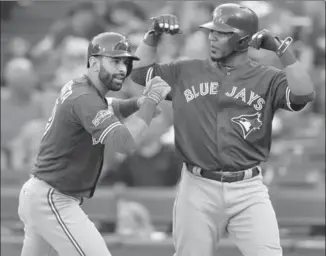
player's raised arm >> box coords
[249,29,315,111]
[73,77,170,155]
[130,15,182,89]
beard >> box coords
[98,64,124,92]
[210,47,235,63]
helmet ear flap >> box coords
[236,34,251,51]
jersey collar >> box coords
[206,58,254,76]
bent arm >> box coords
[278,41,315,103]
[131,32,180,97]
[131,31,161,87]
[74,94,157,155]
[103,98,157,155]
[107,97,140,120]
[133,32,160,69]
[271,39,316,112]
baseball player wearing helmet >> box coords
[17,32,171,256]
[130,3,315,256]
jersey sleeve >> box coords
[271,70,307,112]
[72,93,123,144]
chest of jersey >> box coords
[174,68,271,113]
[172,62,277,147]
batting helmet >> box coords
[200,3,259,51]
[87,32,140,76]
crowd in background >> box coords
[1,1,325,187]
[0,0,325,240]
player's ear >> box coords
[89,56,100,72]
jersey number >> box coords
[42,81,73,137]
[43,98,59,137]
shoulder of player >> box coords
[250,60,283,75]
[171,58,207,71]
[69,77,98,100]
[175,57,206,66]
[56,77,102,110]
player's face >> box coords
[98,57,130,91]
[208,30,234,61]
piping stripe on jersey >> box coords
[146,67,154,84]
[47,189,86,256]
[99,121,122,144]
[285,86,295,111]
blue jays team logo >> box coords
[231,112,263,139]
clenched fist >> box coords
[143,76,171,104]
[150,14,181,35]
[249,29,281,52]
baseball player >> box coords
[130,3,315,256]
[17,32,171,256]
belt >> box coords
[186,163,260,183]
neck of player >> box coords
[213,50,250,70]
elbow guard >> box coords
[130,64,155,86]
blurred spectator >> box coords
[113,136,182,187]
[102,1,147,35]
[100,1,148,57]
[50,36,88,90]
[1,58,43,171]
[271,108,324,143]
[175,2,213,60]
[30,2,106,59]
[9,82,59,171]
[116,199,155,239]
[102,121,181,187]
[0,1,17,21]
[0,1,324,187]
[6,36,31,60]
[10,118,46,171]
[99,98,174,184]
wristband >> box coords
[143,30,162,47]
[276,37,293,57]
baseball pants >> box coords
[173,163,282,256]
[18,176,112,256]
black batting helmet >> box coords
[87,32,140,76]
[200,3,259,51]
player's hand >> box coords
[150,14,181,35]
[248,29,281,52]
[137,96,162,117]
[143,76,171,104]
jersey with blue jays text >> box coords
[32,75,122,197]
[146,59,306,171]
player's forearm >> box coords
[103,99,157,155]
[111,98,139,119]
[124,98,157,143]
[131,31,161,85]
[278,43,314,96]
[133,32,160,69]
